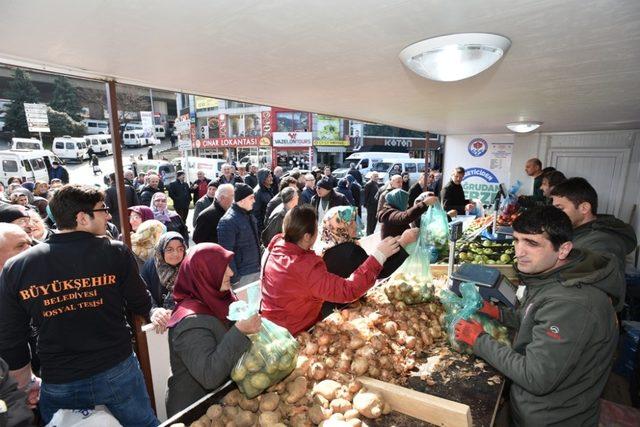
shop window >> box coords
[276,112,308,132]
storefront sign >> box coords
[313,139,349,146]
[194,96,219,110]
[261,111,272,136]
[195,136,271,149]
[444,135,514,205]
[273,132,312,147]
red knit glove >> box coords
[454,319,485,347]
[478,301,500,320]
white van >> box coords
[123,130,157,148]
[11,137,44,151]
[135,160,177,186]
[82,119,109,135]
[364,157,426,186]
[0,149,50,183]
[84,134,112,156]
[183,157,226,182]
[154,125,166,139]
[52,136,89,162]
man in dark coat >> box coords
[321,166,338,188]
[139,174,164,206]
[192,183,234,244]
[253,169,275,232]
[48,161,69,184]
[408,173,428,207]
[217,164,243,186]
[311,177,349,225]
[167,171,192,223]
[347,163,363,185]
[363,172,380,235]
[189,170,211,205]
[244,164,258,189]
[442,167,474,215]
[345,175,362,217]
[192,181,218,228]
[217,183,261,285]
[301,173,316,205]
[104,172,139,230]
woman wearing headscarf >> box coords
[150,192,189,242]
[261,205,401,336]
[128,205,155,232]
[377,188,437,238]
[165,243,262,417]
[141,232,187,333]
[320,206,368,278]
[335,177,355,206]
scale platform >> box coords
[449,263,518,309]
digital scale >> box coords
[449,263,518,309]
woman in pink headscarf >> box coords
[165,243,261,417]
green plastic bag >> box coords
[440,282,510,354]
[228,287,299,398]
[423,203,450,259]
[384,223,434,305]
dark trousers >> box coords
[366,205,378,236]
[175,206,189,224]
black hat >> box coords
[234,183,254,202]
[208,180,219,188]
[0,204,30,224]
[317,177,333,191]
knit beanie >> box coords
[234,183,254,202]
[317,177,333,191]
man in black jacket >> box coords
[442,167,475,215]
[408,172,428,207]
[0,184,156,426]
[347,163,363,186]
[139,174,164,206]
[363,172,380,235]
[244,164,258,189]
[104,173,139,230]
[311,177,349,226]
[192,184,234,244]
[253,169,275,232]
[167,171,192,223]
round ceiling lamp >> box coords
[506,121,542,133]
[399,33,511,82]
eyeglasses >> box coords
[90,204,110,213]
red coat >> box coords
[261,235,382,336]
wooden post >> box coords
[105,81,156,412]
[425,132,433,172]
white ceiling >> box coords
[0,0,639,134]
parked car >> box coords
[11,137,44,150]
[52,136,88,162]
[84,134,113,156]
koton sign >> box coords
[272,132,312,147]
[196,136,271,149]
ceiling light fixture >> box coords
[506,121,542,133]
[399,33,511,82]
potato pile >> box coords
[383,272,435,305]
[182,299,447,426]
[231,323,299,398]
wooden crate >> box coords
[359,376,473,427]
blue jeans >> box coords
[39,353,159,427]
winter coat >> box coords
[301,187,316,205]
[104,183,139,230]
[347,168,363,185]
[141,258,170,309]
[217,203,261,280]
[190,178,211,204]
[408,182,425,208]
[244,173,258,189]
[310,190,349,212]
[139,185,164,206]
[377,202,429,238]
[261,236,383,336]
[442,180,469,214]
[166,315,250,417]
[363,180,379,209]
[253,170,276,231]
[192,199,226,244]
[162,213,189,243]
[264,195,283,222]
[168,180,192,210]
[192,195,214,228]
[0,357,34,426]
[473,249,620,426]
[48,165,69,184]
[322,242,368,278]
[335,182,355,206]
[217,174,243,186]
[261,206,286,247]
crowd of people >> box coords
[0,155,636,426]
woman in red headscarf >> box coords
[165,243,261,417]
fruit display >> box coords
[463,216,494,236]
[451,238,515,265]
[497,202,520,226]
[231,319,299,398]
[383,272,435,305]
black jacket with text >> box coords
[0,231,152,384]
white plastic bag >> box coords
[46,406,122,427]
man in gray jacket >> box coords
[454,206,619,426]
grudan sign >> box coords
[195,136,271,149]
[272,132,313,147]
[444,135,513,205]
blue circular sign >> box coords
[468,138,488,157]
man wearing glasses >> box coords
[0,184,157,426]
